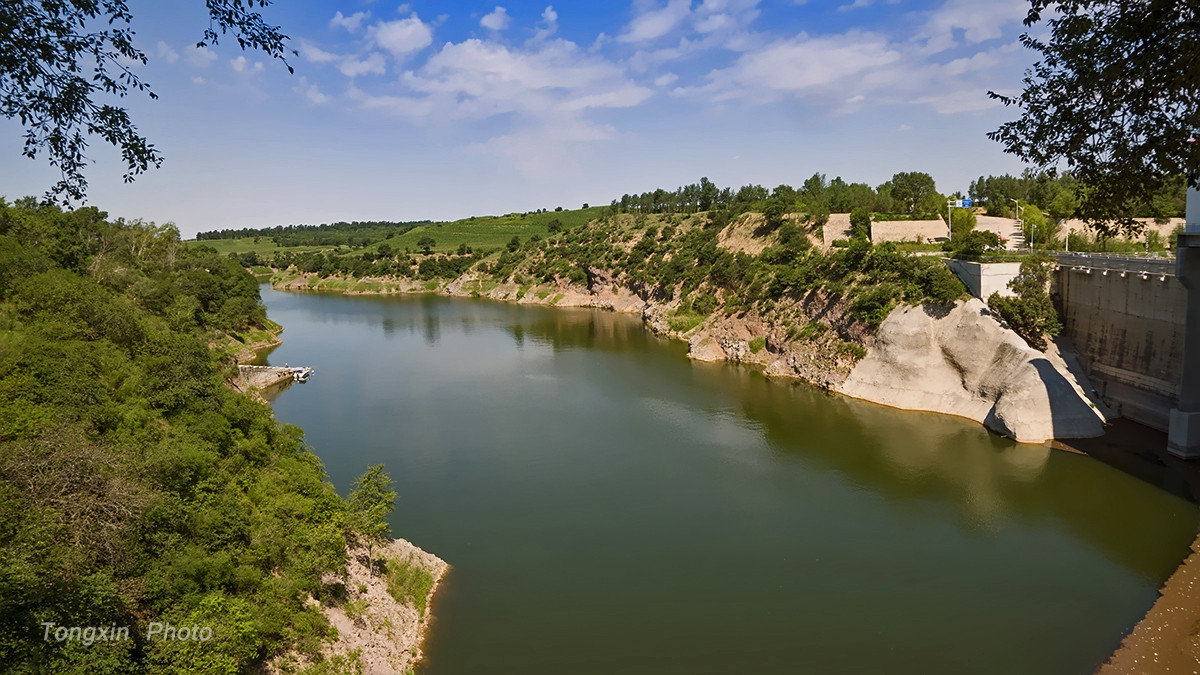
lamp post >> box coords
[946,199,953,243]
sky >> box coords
[0,0,1044,238]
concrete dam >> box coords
[1053,255,1183,433]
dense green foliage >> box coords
[988,1,1199,236]
[987,254,1062,350]
[0,198,376,673]
[947,230,1002,257]
[611,172,942,220]
[969,170,1186,226]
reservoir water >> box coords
[258,287,1199,675]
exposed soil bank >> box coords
[1094,531,1200,675]
[273,270,1105,444]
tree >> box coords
[850,207,871,240]
[988,0,1199,236]
[889,172,938,216]
[416,236,436,254]
[943,202,978,239]
[1047,187,1080,222]
[347,464,397,556]
[761,197,787,230]
[1,1,292,203]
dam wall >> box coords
[1054,254,1184,431]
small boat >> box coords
[289,366,315,382]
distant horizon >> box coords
[0,0,1041,238]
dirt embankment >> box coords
[1095,531,1200,675]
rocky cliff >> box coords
[836,299,1105,443]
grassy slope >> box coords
[369,207,606,254]
[191,208,607,257]
[189,237,339,256]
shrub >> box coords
[850,282,900,326]
[919,263,966,305]
[748,337,766,353]
[952,230,1001,256]
[385,554,435,618]
[667,309,706,333]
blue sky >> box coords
[0,0,1041,237]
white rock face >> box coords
[837,299,1104,443]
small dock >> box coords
[236,364,315,390]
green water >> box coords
[259,287,1199,675]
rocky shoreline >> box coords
[273,269,1107,444]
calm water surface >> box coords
[259,287,1199,675]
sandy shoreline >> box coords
[1094,532,1200,674]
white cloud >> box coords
[480,7,510,31]
[230,55,264,73]
[619,0,693,43]
[331,10,371,33]
[533,6,559,41]
[468,118,618,177]
[298,40,340,64]
[917,0,1027,53]
[694,0,761,32]
[185,46,218,68]
[699,31,901,102]
[402,39,652,118]
[839,0,873,11]
[338,53,387,78]
[156,41,179,64]
[370,14,434,58]
[346,85,436,118]
[295,76,330,104]
[654,72,678,86]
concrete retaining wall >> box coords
[871,218,947,244]
[946,259,1021,299]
